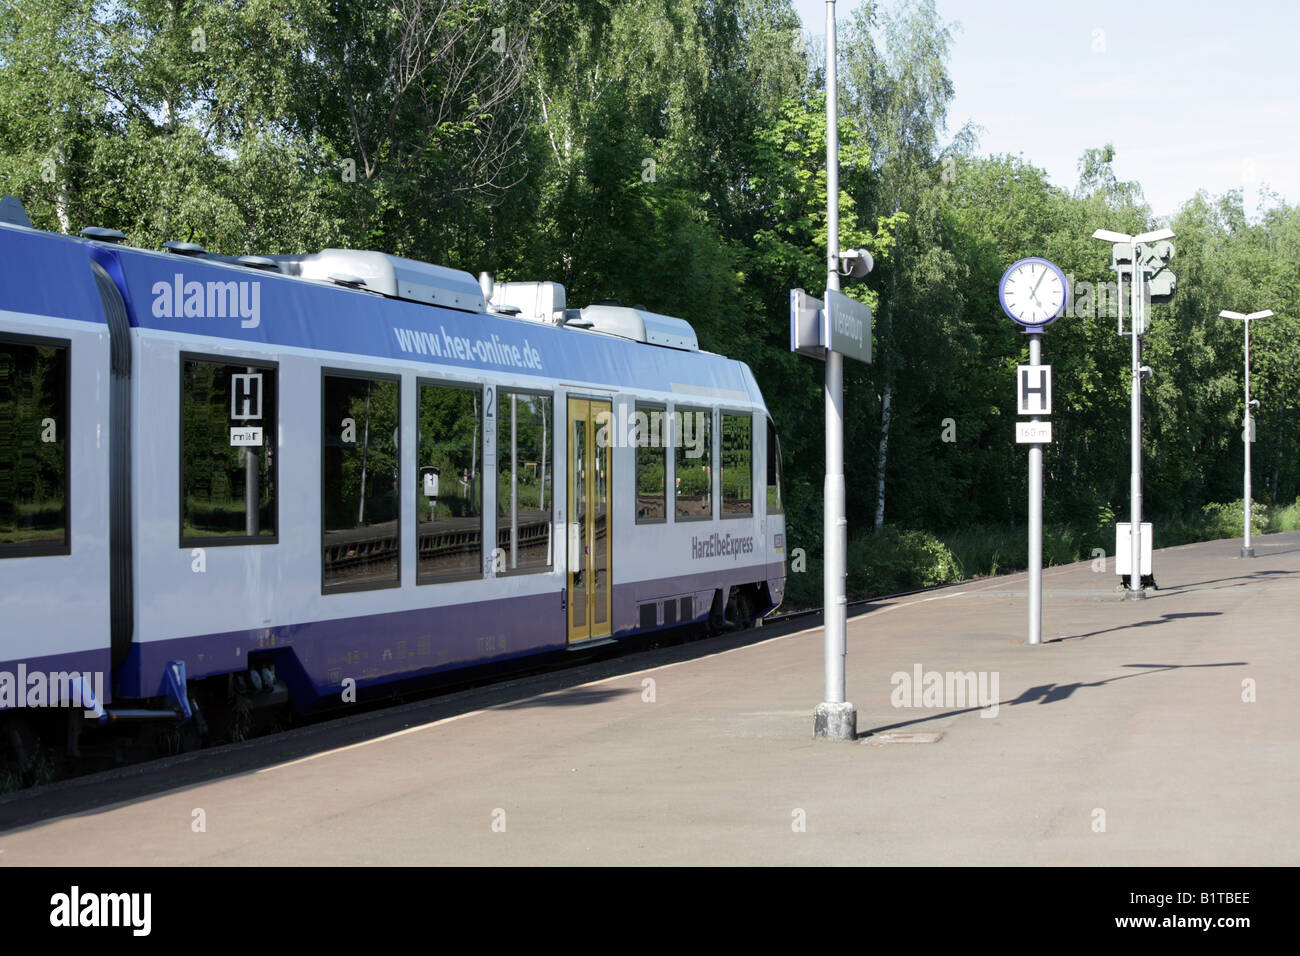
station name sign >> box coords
[789,288,873,364]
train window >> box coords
[0,335,69,557]
[322,372,401,593]
[720,413,753,517]
[674,406,712,520]
[180,356,278,545]
[496,390,553,573]
[634,403,666,523]
[766,416,783,515]
[417,380,483,582]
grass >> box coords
[1268,498,1300,533]
[780,497,1300,612]
[944,499,1299,583]
[0,746,56,794]
[941,521,1114,580]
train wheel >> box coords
[708,589,727,634]
[724,587,756,630]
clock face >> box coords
[999,258,1067,328]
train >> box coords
[0,195,786,775]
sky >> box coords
[792,0,1300,219]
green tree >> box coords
[840,0,972,530]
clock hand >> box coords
[1028,266,1048,307]
[1030,266,1049,296]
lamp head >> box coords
[838,248,874,279]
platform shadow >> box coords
[497,687,635,709]
[1049,611,1221,643]
[1243,545,1300,558]
[1151,567,1297,592]
[857,660,1247,739]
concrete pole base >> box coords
[1241,547,1255,558]
[813,701,857,740]
[1124,589,1146,601]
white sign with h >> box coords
[1016,364,1052,416]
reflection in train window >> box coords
[180,356,277,545]
[496,390,552,573]
[674,406,712,520]
[766,416,783,515]
[720,413,752,517]
[634,403,666,523]
[417,380,483,583]
[0,335,69,557]
[322,372,400,593]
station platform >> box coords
[2,532,1297,865]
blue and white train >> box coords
[0,196,785,758]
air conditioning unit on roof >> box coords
[489,281,567,323]
[579,304,698,351]
[272,249,486,313]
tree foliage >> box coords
[2,0,1297,571]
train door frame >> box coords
[566,395,612,645]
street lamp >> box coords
[1091,227,1175,598]
[1218,309,1274,557]
[1092,228,1175,245]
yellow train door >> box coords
[567,398,612,644]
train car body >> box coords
[0,202,785,730]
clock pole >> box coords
[999,257,1066,647]
[1027,330,1043,645]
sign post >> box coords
[788,0,875,741]
[1096,227,1175,595]
[998,257,1068,646]
[1218,309,1273,558]
[232,369,264,537]
[817,0,849,741]
[1128,245,1144,596]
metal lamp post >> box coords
[794,0,872,740]
[815,0,852,741]
[1219,309,1274,557]
[1092,227,1174,598]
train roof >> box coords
[0,219,111,326]
[0,215,768,409]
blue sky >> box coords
[793,0,1300,219]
